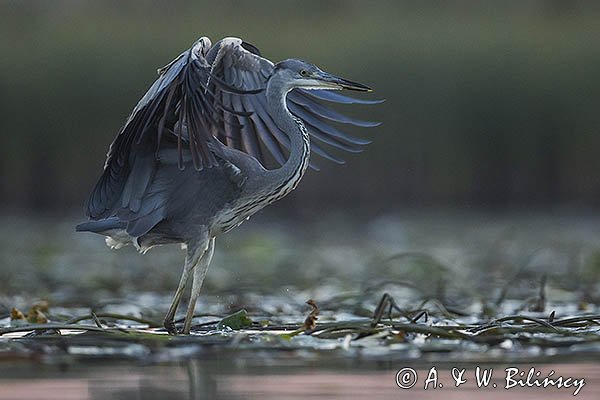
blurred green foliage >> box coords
[2,1,600,213]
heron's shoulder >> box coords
[210,37,261,56]
[207,36,274,74]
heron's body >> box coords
[77,36,379,334]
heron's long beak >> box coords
[318,72,372,92]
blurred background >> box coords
[2,0,600,215]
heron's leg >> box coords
[183,237,215,334]
[163,239,208,334]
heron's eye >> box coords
[300,70,309,77]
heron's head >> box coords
[274,59,371,92]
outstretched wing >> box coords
[86,37,256,219]
[204,37,381,170]
[86,36,379,219]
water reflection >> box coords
[0,360,598,400]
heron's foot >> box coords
[163,319,179,335]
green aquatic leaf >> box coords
[216,309,253,330]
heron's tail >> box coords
[76,217,126,233]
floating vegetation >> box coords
[216,309,253,330]
[1,292,598,365]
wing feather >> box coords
[288,90,380,127]
[242,96,288,165]
[300,89,384,105]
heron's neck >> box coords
[260,76,310,194]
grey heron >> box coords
[76,36,380,334]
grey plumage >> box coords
[76,36,380,334]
